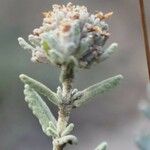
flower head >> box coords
[18,2,117,68]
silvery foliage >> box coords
[18,3,123,150]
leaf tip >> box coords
[112,42,118,47]
[19,74,26,81]
[95,142,108,150]
[100,142,107,150]
[116,74,123,80]
[18,37,23,42]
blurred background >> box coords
[0,0,150,149]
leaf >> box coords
[46,122,58,138]
[28,34,41,47]
[100,43,118,61]
[24,84,57,136]
[72,91,83,101]
[74,75,123,107]
[20,74,60,106]
[76,37,93,57]
[95,142,107,150]
[61,123,74,136]
[18,37,35,52]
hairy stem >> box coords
[53,65,74,150]
[57,106,71,136]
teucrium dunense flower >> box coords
[18,2,123,150]
[18,2,117,69]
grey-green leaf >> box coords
[100,43,118,61]
[18,37,35,52]
[20,74,59,106]
[46,122,58,138]
[24,84,57,136]
[95,142,107,150]
[74,75,123,107]
[61,123,74,136]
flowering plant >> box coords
[18,3,117,69]
[18,3,123,150]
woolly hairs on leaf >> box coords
[20,74,60,105]
[74,74,123,107]
[23,84,57,137]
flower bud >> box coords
[18,3,116,68]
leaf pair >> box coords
[20,73,123,139]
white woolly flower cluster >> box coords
[18,2,117,69]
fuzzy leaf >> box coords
[28,34,41,46]
[20,74,59,106]
[46,127,58,137]
[100,43,118,61]
[18,37,35,52]
[76,37,93,57]
[72,91,83,101]
[61,123,74,136]
[46,122,58,138]
[74,75,123,107]
[95,142,107,150]
[56,86,63,101]
[24,84,57,136]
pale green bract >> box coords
[18,2,124,150]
